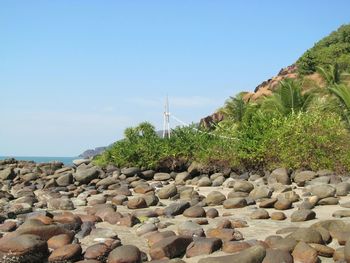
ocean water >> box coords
[0,156,77,165]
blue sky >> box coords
[1,1,350,156]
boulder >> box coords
[150,236,193,260]
[183,206,206,218]
[0,168,16,181]
[292,241,318,263]
[294,171,317,186]
[186,237,222,258]
[127,197,147,209]
[121,167,140,177]
[234,181,254,193]
[287,228,323,244]
[206,191,226,206]
[48,243,82,262]
[158,184,177,199]
[74,167,99,184]
[249,186,272,200]
[164,201,190,216]
[198,245,266,263]
[309,185,335,199]
[291,210,316,222]
[107,245,141,263]
[250,209,269,220]
[178,221,204,237]
[262,248,293,263]
[223,198,247,209]
[270,168,291,185]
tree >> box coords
[221,92,249,123]
[262,79,314,116]
[316,64,341,86]
[328,84,350,125]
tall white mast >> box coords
[162,95,171,138]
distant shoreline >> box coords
[0,156,77,165]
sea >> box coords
[0,156,77,165]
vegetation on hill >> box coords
[95,24,350,173]
[297,24,350,75]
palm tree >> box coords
[221,92,249,123]
[317,64,341,86]
[261,79,314,116]
[328,84,350,125]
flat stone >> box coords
[150,236,193,260]
[291,209,316,222]
[186,237,222,258]
[223,198,247,209]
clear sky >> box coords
[1,1,350,157]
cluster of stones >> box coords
[1,158,350,262]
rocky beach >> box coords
[1,158,350,262]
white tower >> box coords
[162,96,171,138]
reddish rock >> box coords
[186,237,222,258]
[150,236,192,260]
[107,245,141,263]
[292,241,318,263]
[85,243,111,261]
[48,243,82,262]
[183,206,206,218]
[47,233,73,250]
[222,241,251,253]
[127,197,148,209]
[206,228,243,242]
[0,221,17,232]
[146,231,177,247]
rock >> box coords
[197,177,212,187]
[291,209,316,222]
[96,177,118,187]
[249,186,272,200]
[333,247,345,262]
[270,212,286,220]
[0,221,17,232]
[178,221,204,237]
[164,201,190,216]
[0,168,15,181]
[309,243,334,257]
[74,167,99,184]
[336,182,350,196]
[259,198,277,208]
[121,167,140,177]
[146,231,177,247]
[107,245,141,263]
[222,241,251,253]
[175,172,190,185]
[56,173,73,186]
[292,241,318,263]
[0,234,49,263]
[136,223,157,236]
[206,208,219,218]
[186,237,222,258]
[332,210,350,218]
[206,228,243,242]
[158,184,177,199]
[183,206,206,218]
[309,185,335,199]
[274,199,292,210]
[234,181,254,193]
[127,197,147,209]
[47,234,73,250]
[270,168,291,185]
[344,239,350,262]
[317,197,339,205]
[223,198,247,209]
[262,248,293,263]
[250,209,269,219]
[287,228,323,244]
[47,198,74,210]
[84,243,110,261]
[73,159,91,166]
[140,170,155,180]
[154,173,171,181]
[294,171,317,186]
[150,236,193,260]
[269,238,297,252]
[48,243,82,262]
[198,245,266,263]
[206,191,226,206]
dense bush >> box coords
[297,24,350,75]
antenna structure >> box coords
[162,96,171,138]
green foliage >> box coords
[235,111,350,172]
[297,24,350,75]
[220,92,249,122]
[261,79,314,116]
[329,84,350,126]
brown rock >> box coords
[84,243,111,261]
[206,228,243,242]
[47,234,73,250]
[262,248,293,263]
[270,212,286,220]
[48,244,82,262]
[107,245,141,263]
[183,206,206,218]
[309,243,334,257]
[127,197,148,209]
[186,237,222,258]
[222,241,251,253]
[150,236,192,260]
[292,241,318,263]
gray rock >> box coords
[270,168,291,185]
[154,172,171,181]
[178,221,204,237]
[262,248,293,263]
[164,201,190,216]
[206,191,226,206]
[287,228,323,243]
[197,177,212,187]
[175,172,190,185]
[336,182,350,196]
[121,167,141,177]
[294,171,317,186]
[73,159,91,166]
[74,167,99,184]
[332,210,350,218]
[249,186,272,200]
[250,209,270,219]
[223,198,247,209]
[56,173,73,186]
[0,168,15,181]
[47,198,74,210]
[309,185,335,199]
[158,184,177,199]
[234,181,254,193]
[318,197,339,205]
[291,209,316,222]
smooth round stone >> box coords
[259,198,277,208]
[291,209,316,222]
[206,191,226,206]
[309,243,334,257]
[271,212,287,220]
[287,228,323,244]
[233,181,254,193]
[250,209,269,219]
[318,197,339,205]
[197,177,212,187]
[158,184,177,199]
[223,198,247,209]
[47,234,73,250]
[127,197,148,209]
[48,244,82,262]
[206,208,219,218]
[136,223,157,236]
[107,245,141,263]
[153,173,171,181]
[84,243,111,261]
[183,206,206,218]
[274,199,292,210]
